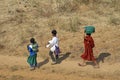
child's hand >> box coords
[46,45,49,48]
[46,44,50,48]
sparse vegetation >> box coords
[0,0,119,59]
[10,75,24,80]
[0,0,120,80]
[110,17,120,25]
[10,65,19,72]
[0,75,7,80]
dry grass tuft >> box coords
[10,65,19,72]
[10,75,24,80]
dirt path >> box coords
[0,54,120,80]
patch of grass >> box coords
[91,73,106,79]
[20,35,27,45]
[111,0,120,11]
[23,53,28,57]
[41,67,46,70]
[57,0,79,12]
[10,75,24,80]
[69,17,80,32]
[32,0,55,18]
[51,69,55,73]
[60,16,81,32]
[0,75,7,80]
[0,44,5,49]
[110,17,120,25]
[47,17,59,28]
[40,53,48,59]
[10,65,19,72]
[70,55,75,59]
[69,45,73,49]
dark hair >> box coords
[51,29,57,36]
[30,38,36,44]
[86,33,91,36]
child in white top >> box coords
[46,30,60,64]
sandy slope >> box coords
[0,54,120,80]
[0,1,120,80]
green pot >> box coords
[85,26,95,34]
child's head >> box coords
[30,38,36,44]
[51,29,57,36]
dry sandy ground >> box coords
[0,54,120,80]
[0,0,120,80]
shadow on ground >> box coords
[37,58,49,68]
[57,52,71,64]
[86,52,111,66]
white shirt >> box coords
[46,37,59,52]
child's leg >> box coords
[83,59,86,65]
[49,51,55,62]
[30,64,35,70]
[55,54,59,63]
[93,60,99,68]
[78,59,86,66]
[35,54,38,67]
[30,64,33,68]
[56,55,59,59]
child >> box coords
[78,32,99,68]
[27,38,39,70]
[46,30,60,64]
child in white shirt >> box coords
[46,30,60,64]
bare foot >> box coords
[30,67,35,71]
[51,61,57,65]
[78,63,86,67]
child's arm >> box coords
[47,38,57,47]
[28,45,32,52]
[46,40,52,48]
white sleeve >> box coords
[29,45,32,49]
[49,37,57,47]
